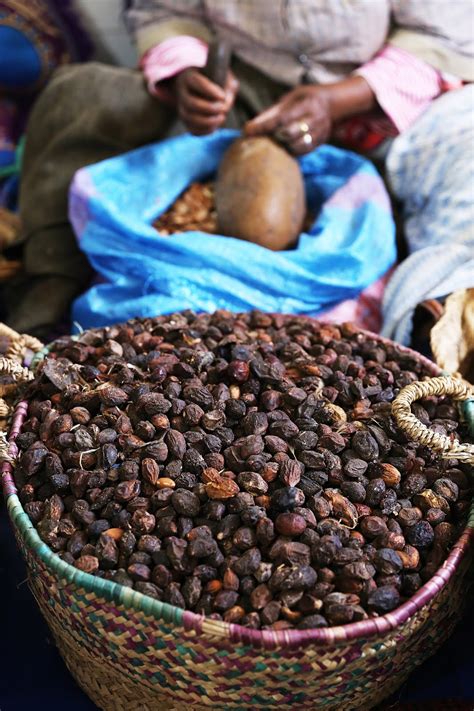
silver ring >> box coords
[302,132,312,146]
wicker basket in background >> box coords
[0,209,22,284]
[1,327,473,711]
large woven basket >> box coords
[1,328,473,711]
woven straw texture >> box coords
[0,322,42,435]
[13,520,472,711]
[2,332,473,710]
[391,375,474,463]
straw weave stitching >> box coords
[2,332,473,709]
[392,376,474,463]
[5,334,43,361]
[0,430,13,463]
[0,357,33,382]
[0,325,44,435]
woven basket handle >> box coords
[392,375,474,464]
[0,323,43,464]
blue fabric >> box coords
[69,130,396,331]
[0,137,23,209]
[0,1,93,210]
[0,148,15,169]
[0,25,42,88]
[0,174,18,210]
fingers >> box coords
[183,68,227,102]
[275,117,313,143]
[225,71,240,105]
[177,68,239,136]
[278,122,314,155]
[181,69,237,111]
[180,91,227,117]
[244,87,311,136]
[286,118,331,155]
[244,87,332,153]
[244,103,284,136]
[274,97,313,128]
[286,132,316,156]
[179,108,227,135]
[178,91,227,133]
[247,107,318,155]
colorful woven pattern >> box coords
[1,340,473,710]
[14,523,471,710]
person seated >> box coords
[3,0,473,350]
[0,0,91,318]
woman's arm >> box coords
[140,36,208,101]
[353,45,459,133]
[245,45,461,154]
[125,2,238,134]
[388,0,474,81]
[246,0,473,154]
[244,76,376,154]
[124,0,211,58]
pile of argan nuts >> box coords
[15,311,471,631]
[153,183,217,235]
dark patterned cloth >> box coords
[0,0,92,93]
[0,0,92,205]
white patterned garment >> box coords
[381,84,474,345]
[125,1,474,84]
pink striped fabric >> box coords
[142,39,460,134]
[141,36,208,102]
[318,270,392,334]
[355,44,461,132]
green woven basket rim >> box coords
[6,454,473,649]
[3,329,474,649]
[6,490,185,625]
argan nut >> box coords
[281,606,301,622]
[433,478,459,503]
[223,568,240,591]
[397,506,423,529]
[261,463,279,483]
[158,477,176,489]
[223,605,246,623]
[141,458,160,487]
[206,579,223,594]
[379,463,401,488]
[413,489,450,515]
[359,516,388,539]
[398,545,420,570]
[250,584,272,610]
[229,384,241,399]
[104,528,124,541]
[75,555,99,574]
[275,513,307,536]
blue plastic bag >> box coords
[69,130,395,330]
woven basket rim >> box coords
[3,325,474,650]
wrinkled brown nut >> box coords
[141,458,160,487]
[17,310,468,631]
[379,463,401,488]
[413,489,450,515]
[204,468,240,500]
[275,513,307,537]
[75,555,99,574]
[323,490,358,528]
[397,545,420,570]
[104,527,124,541]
